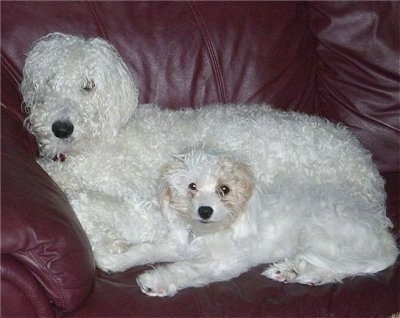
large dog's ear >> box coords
[88,37,139,133]
[21,33,80,110]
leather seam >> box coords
[88,1,110,41]
[187,1,226,104]
[1,271,48,317]
[14,250,70,310]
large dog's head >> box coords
[21,32,139,158]
[159,147,255,235]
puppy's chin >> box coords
[186,218,231,235]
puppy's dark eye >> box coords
[220,185,230,195]
[188,183,197,191]
[81,79,95,92]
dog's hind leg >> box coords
[262,182,398,286]
[262,256,340,285]
[262,242,398,286]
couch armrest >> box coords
[1,103,95,312]
[1,255,55,317]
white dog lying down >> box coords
[22,33,396,271]
[96,147,398,297]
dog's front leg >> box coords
[137,258,251,297]
[95,240,182,273]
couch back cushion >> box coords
[2,2,398,172]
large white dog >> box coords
[101,146,397,297]
[22,33,397,275]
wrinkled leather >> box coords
[1,1,399,317]
[308,2,400,173]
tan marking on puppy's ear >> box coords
[235,162,255,202]
[158,159,187,209]
[157,178,171,209]
[220,157,255,203]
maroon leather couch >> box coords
[2,2,399,317]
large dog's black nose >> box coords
[198,206,213,220]
[52,120,74,139]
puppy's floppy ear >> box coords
[220,157,255,202]
[157,177,171,210]
[235,162,255,200]
[158,159,186,207]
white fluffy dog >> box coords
[22,33,397,275]
[96,146,398,297]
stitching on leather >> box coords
[14,250,71,310]
[88,1,110,41]
[1,258,53,317]
[187,1,226,104]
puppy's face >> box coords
[159,149,255,234]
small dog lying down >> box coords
[97,147,398,297]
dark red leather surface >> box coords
[1,106,96,313]
[1,1,399,317]
[1,2,318,112]
[69,263,399,318]
[308,2,400,173]
[1,255,54,317]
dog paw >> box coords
[295,269,338,286]
[262,263,298,283]
[137,270,177,297]
[94,253,118,273]
[105,239,131,254]
[94,250,131,273]
[295,274,322,286]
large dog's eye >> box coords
[188,183,197,191]
[219,185,230,195]
[81,79,95,92]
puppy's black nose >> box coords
[198,206,213,220]
[52,120,74,139]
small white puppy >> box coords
[97,147,398,297]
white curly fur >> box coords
[21,33,397,279]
